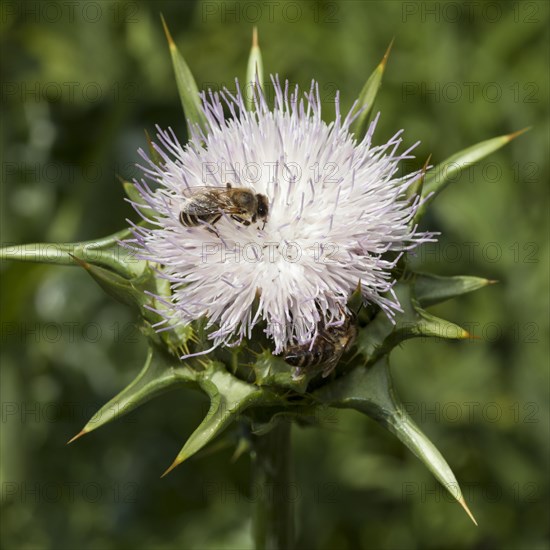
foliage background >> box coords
[1,1,548,548]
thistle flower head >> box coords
[2,27,518,522]
[129,76,431,355]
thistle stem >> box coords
[252,421,294,550]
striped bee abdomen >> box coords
[283,337,334,369]
[178,186,269,231]
[179,211,221,227]
[283,311,357,377]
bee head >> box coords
[255,194,269,220]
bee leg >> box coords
[205,227,220,237]
[230,214,251,227]
[205,215,221,237]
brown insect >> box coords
[283,308,357,377]
[179,183,269,229]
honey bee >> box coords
[179,183,269,229]
[283,308,357,378]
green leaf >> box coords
[406,155,430,202]
[144,129,164,168]
[162,364,280,476]
[412,272,496,307]
[347,280,364,312]
[417,128,529,219]
[314,357,477,524]
[121,179,156,220]
[251,349,310,393]
[349,39,393,141]
[161,15,208,136]
[245,26,264,111]
[70,254,194,354]
[0,229,145,278]
[70,254,146,310]
[356,282,470,365]
[67,346,196,443]
[411,308,471,340]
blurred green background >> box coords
[1,1,548,548]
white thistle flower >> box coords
[129,76,433,356]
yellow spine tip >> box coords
[380,37,395,68]
[252,26,259,48]
[506,126,531,142]
[67,429,87,445]
[459,496,478,526]
[160,14,175,48]
[418,154,432,184]
[160,458,182,478]
[68,253,89,270]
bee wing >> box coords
[178,186,228,216]
[180,186,230,198]
[180,186,246,216]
